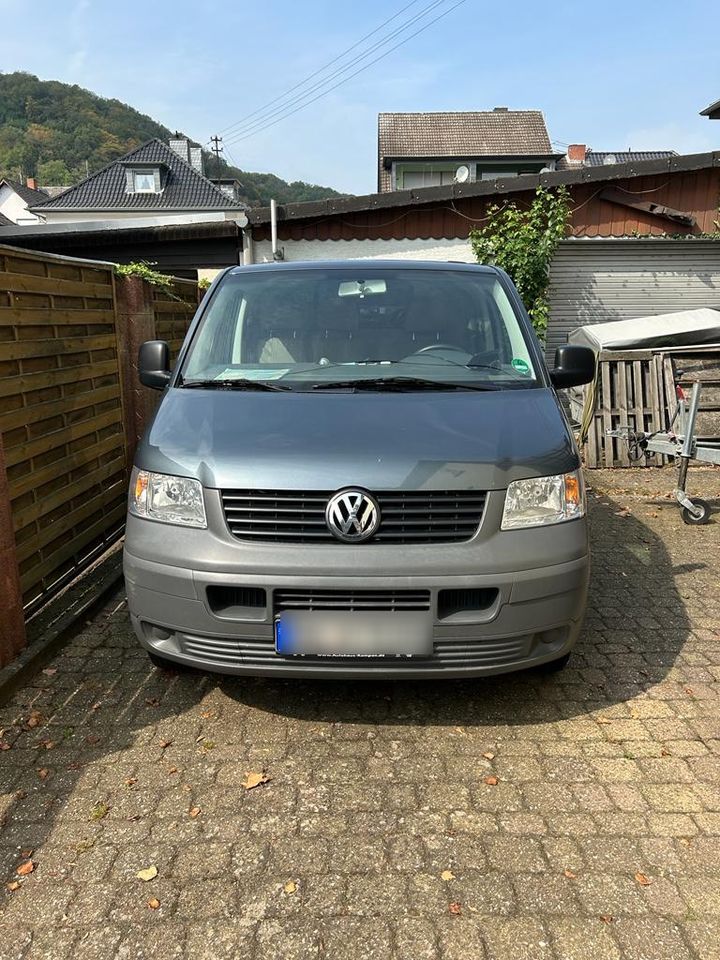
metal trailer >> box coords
[608,381,720,525]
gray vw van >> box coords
[123,261,595,678]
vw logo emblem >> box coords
[325,489,381,543]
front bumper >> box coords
[123,547,590,679]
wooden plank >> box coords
[0,384,121,432]
[0,307,116,326]
[8,432,125,499]
[632,360,646,466]
[16,480,127,563]
[152,299,197,314]
[586,406,599,468]
[616,360,630,467]
[0,333,117,362]
[12,456,126,532]
[0,359,118,399]
[600,361,613,467]
[3,408,122,467]
[0,270,112,299]
[19,501,126,594]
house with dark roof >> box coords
[701,98,720,120]
[377,108,560,192]
[0,178,49,224]
[29,137,247,225]
[557,144,677,169]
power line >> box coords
[222,0,448,144]
[217,0,425,137]
[224,0,467,147]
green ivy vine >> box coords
[115,261,175,290]
[469,186,571,339]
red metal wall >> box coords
[255,168,720,244]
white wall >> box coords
[38,210,233,224]
[250,236,476,264]
[0,184,41,224]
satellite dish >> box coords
[605,154,617,165]
[454,164,470,183]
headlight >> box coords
[501,470,585,530]
[129,470,206,528]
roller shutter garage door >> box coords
[546,239,720,358]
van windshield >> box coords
[180,267,539,390]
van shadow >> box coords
[209,491,692,726]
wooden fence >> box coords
[575,347,720,468]
[0,244,201,667]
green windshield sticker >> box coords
[511,358,531,376]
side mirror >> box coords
[138,340,171,390]
[550,345,596,389]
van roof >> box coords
[228,260,499,276]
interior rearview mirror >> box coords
[550,345,596,389]
[138,340,171,390]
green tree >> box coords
[469,187,570,338]
[37,159,74,185]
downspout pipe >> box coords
[270,199,284,260]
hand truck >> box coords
[608,381,719,525]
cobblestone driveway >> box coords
[1,470,719,960]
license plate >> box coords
[275,611,432,658]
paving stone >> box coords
[1,475,719,959]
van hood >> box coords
[137,387,578,491]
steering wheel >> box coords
[415,343,463,354]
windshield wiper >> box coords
[180,378,293,392]
[310,377,500,392]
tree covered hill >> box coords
[0,72,345,205]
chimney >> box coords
[168,137,204,175]
[566,144,587,165]
[493,106,509,112]
[26,177,39,190]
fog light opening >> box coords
[536,626,569,648]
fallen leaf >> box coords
[137,865,158,882]
[634,872,652,886]
[600,914,614,924]
[200,709,214,720]
[449,902,462,915]
[483,775,499,786]
[0,741,11,751]
[91,702,101,712]
[26,712,42,729]
[159,739,173,749]
[37,768,50,780]
[145,698,160,708]
[679,838,691,847]
[482,751,495,761]
[564,869,577,879]
[16,861,34,877]
[38,739,56,750]
[125,777,138,787]
[454,726,466,735]
[440,870,455,882]
[90,802,109,822]
[20,849,33,859]
[167,766,179,775]
[684,688,695,697]
[188,806,201,818]
[283,881,297,894]
[41,668,57,676]
[147,897,161,909]
[85,734,101,745]
[242,771,270,790]
[596,717,612,725]
[660,748,671,757]
[6,881,20,891]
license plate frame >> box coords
[274,611,433,658]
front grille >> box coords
[180,632,533,669]
[274,588,431,613]
[220,489,486,544]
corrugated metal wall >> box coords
[547,239,720,358]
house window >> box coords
[132,170,158,193]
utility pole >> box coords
[210,135,224,176]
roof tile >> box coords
[31,139,245,211]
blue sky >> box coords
[0,0,718,194]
